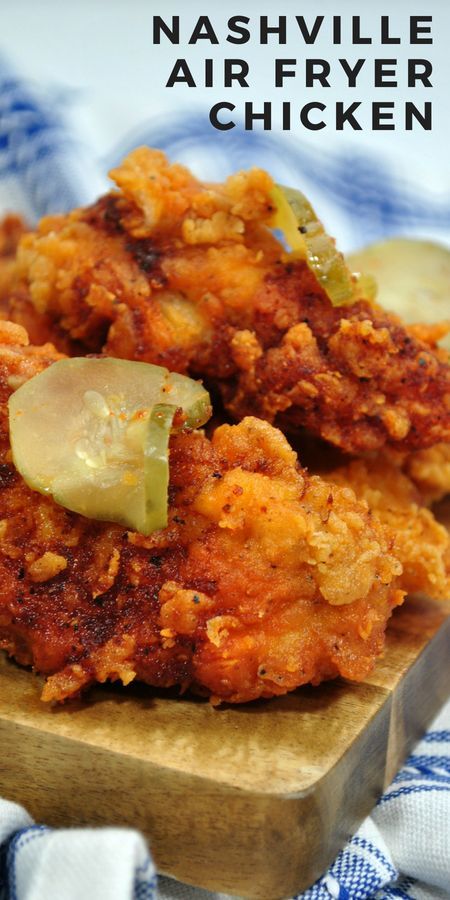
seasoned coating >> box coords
[0,214,76,351]
[8,148,450,455]
[0,320,64,388]
[0,326,403,703]
[325,457,450,600]
[0,214,25,259]
[0,215,26,307]
[402,443,450,504]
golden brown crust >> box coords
[0,215,27,313]
[402,443,450,504]
[0,328,403,703]
[0,214,26,259]
[325,456,450,600]
[6,148,450,455]
[0,214,79,351]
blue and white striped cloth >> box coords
[0,62,449,900]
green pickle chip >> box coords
[8,357,211,535]
[271,184,377,306]
[348,238,450,351]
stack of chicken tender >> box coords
[0,148,449,704]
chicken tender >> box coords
[0,215,26,306]
[325,457,450,600]
[0,214,76,351]
[8,148,450,455]
[0,324,403,703]
[402,443,450,504]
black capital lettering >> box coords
[296,16,324,44]
[261,17,287,44]
[336,102,362,130]
[275,59,296,87]
[245,102,272,129]
[333,16,342,44]
[225,60,249,88]
[166,59,196,87]
[374,60,398,87]
[381,16,400,44]
[405,101,432,130]
[339,58,365,87]
[189,16,219,44]
[153,16,179,44]
[209,103,236,130]
[372,102,395,129]
[352,16,372,44]
[227,16,250,44]
[205,59,213,88]
[410,16,433,44]
[295,16,324,44]
[300,102,326,130]
[408,59,432,87]
[282,102,291,130]
[306,60,330,87]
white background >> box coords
[0,0,449,248]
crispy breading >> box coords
[0,319,64,389]
[0,214,78,351]
[0,214,25,259]
[402,443,450,504]
[368,440,450,505]
[325,457,450,600]
[0,325,403,703]
[0,215,26,309]
[7,148,450,455]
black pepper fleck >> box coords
[150,556,162,568]
[126,239,160,274]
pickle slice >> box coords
[348,238,450,350]
[8,357,211,535]
[270,185,376,306]
[143,404,175,534]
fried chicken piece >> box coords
[0,214,25,258]
[0,215,26,306]
[0,319,64,388]
[366,439,450,505]
[325,457,450,600]
[8,148,450,455]
[0,324,403,703]
[402,443,450,504]
[0,214,77,351]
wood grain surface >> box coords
[0,594,449,899]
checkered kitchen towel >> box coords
[0,61,449,900]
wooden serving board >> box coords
[0,594,449,900]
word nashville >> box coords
[153,14,433,132]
